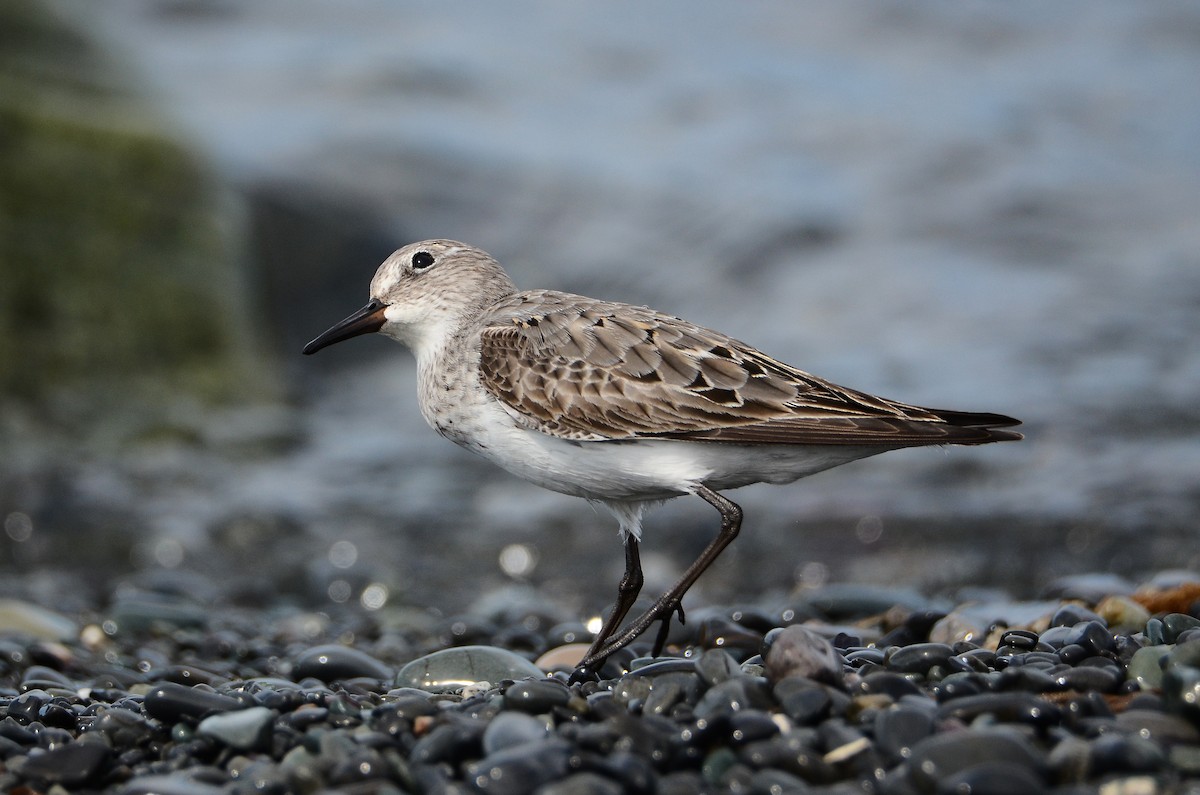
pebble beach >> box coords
[3,570,1200,793]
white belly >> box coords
[434,395,881,502]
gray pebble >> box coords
[196,705,275,750]
[395,645,543,692]
[763,625,843,684]
[482,711,548,755]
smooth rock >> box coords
[293,644,392,682]
[1163,613,1200,644]
[19,740,111,787]
[463,737,573,795]
[774,676,834,724]
[1126,645,1171,690]
[395,645,543,692]
[763,625,843,684]
[536,772,625,795]
[887,643,954,675]
[120,775,227,795]
[696,648,741,687]
[534,643,589,671]
[875,706,935,763]
[936,760,1048,795]
[937,692,1061,728]
[0,599,78,641]
[694,676,773,721]
[1094,596,1150,634]
[482,711,548,755]
[196,706,275,750]
[1089,734,1167,775]
[143,682,243,722]
[504,678,571,713]
[907,729,1047,792]
[1114,709,1200,745]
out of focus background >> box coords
[3,1,1198,620]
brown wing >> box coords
[478,292,1021,446]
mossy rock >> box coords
[0,0,273,416]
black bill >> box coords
[302,299,387,355]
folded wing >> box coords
[478,292,1021,447]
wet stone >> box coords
[628,657,697,677]
[887,643,954,675]
[1038,625,1075,649]
[642,672,694,716]
[7,690,50,724]
[143,682,243,722]
[395,645,543,692]
[858,671,925,700]
[612,674,652,708]
[1115,709,1200,745]
[463,737,573,795]
[1163,664,1200,722]
[999,629,1041,651]
[774,676,834,724]
[696,616,764,657]
[503,678,570,713]
[410,718,486,765]
[0,599,78,641]
[728,710,779,745]
[696,648,741,687]
[694,676,773,721]
[1064,621,1115,655]
[1166,639,1200,669]
[906,729,1047,793]
[1095,595,1151,634]
[875,705,935,763]
[19,740,111,787]
[1163,613,1200,644]
[938,692,1061,729]
[196,705,275,750]
[763,625,844,684]
[937,760,1049,795]
[1126,645,1170,690]
[482,711,548,755]
[293,644,392,682]
[120,774,228,795]
[536,772,625,795]
[1145,618,1167,646]
[1089,734,1167,775]
[1055,665,1122,693]
[1051,604,1105,627]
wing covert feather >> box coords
[477,293,1019,445]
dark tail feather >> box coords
[927,408,1021,428]
[926,408,1023,442]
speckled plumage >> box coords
[304,239,1022,672]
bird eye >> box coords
[411,251,435,270]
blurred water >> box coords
[13,1,1200,610]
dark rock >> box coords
[293,644,392,682]
[143,682,244,722]
[875,706,936,764]
[886,643,954,675]
[763,625,843,684]
[19,740,111,787]
[463,738,573,795]
[906,729,1047,792]
[504,678,571,713]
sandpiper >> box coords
[303,240,1021,674]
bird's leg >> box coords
[649,600,685,657]
[577,485,742,672]
[571,536,643,682]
